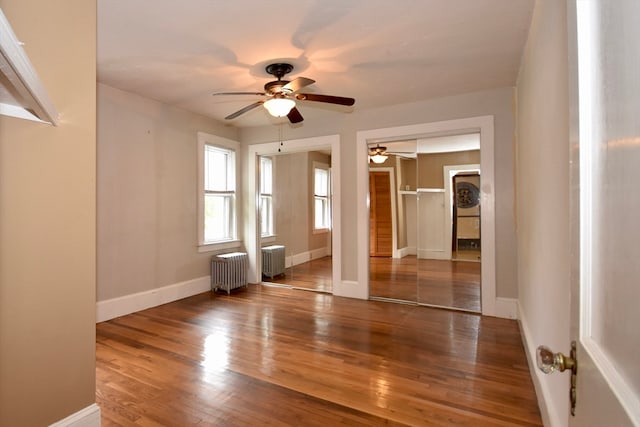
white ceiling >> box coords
[97,0,534,128]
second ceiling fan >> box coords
[213,62,355,124]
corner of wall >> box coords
[518,303,564,427]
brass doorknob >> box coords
[536,344,576,374]
[536,342,578,415]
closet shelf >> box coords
[0,8,58,125]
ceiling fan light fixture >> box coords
[263,97,295,117]
[370,153,388,164]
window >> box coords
[198,133,239,248]
[259,156,274,237]
[314,165,331,231]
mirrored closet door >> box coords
[368,134,482,312]
[258,150,333,293]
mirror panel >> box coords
[367,134,482,313]
[259,150,332,292]
[416,135,482,312]
[368,141,417,301]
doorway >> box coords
[451,172,481,261]
[369,171,393,257]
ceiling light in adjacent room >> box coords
[370,153,388,163]
[369,144,388,163]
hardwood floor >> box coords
[370,256,481,312]
[266,256,332,293]
[96,285,542,426]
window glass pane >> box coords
[260,157,272,194]
[314,168,328,196]
[204,194,232,242]
[205,145,234,191]
[260,195,273,236]
[315,197,326,228]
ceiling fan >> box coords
[369,144,389,164]
[213,63,355,124]
[368,143,416,164]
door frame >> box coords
[444,164,481,261]
[356,116,502,317]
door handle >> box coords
[536,341,577,415]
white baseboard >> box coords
[286,247,330,268]
[396,247,417,258]
[519,306,560,427]
[333,280,368,299]
[96,276,210,322]
[417,249,448,260]
[49,404,100,427]
[494,297,518,319]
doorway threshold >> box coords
[261,281,332,295]
[370,296,481,315]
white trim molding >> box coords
[49,404,101,427]
[494,297,518,320]
[518,306,561,427]
[96,276,210,322]
[332,280,367,299]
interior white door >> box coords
[569,0,640,425]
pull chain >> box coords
[278,121,283,152]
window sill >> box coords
[261,235,276,244]
[198,240,242,253]
[313,228,330,235]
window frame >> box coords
[197,132,241,252]
[259,155,275,239]
[313,162,331,233]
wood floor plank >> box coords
[97,285,541,426]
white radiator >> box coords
[211,252,248,294]
[261,245,285,279]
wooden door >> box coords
[369,172,392,257]
[567,1,639,424]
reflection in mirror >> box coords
[258,151,332,293]
[368,134,482,313]
[369,140,418,301]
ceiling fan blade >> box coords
[213,91,266,96]
[282,77,315,93]
[287,106,304,124]
[295,93,355,106]
[224,101,264,120]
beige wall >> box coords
[399,157,417,191]
[272,151,331,258]
[274,152,309,255]
[97,84,239,301]
[417,150,481,188]
[241,87,518,299]
[0,1,97,425]
[515,0,570,425]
